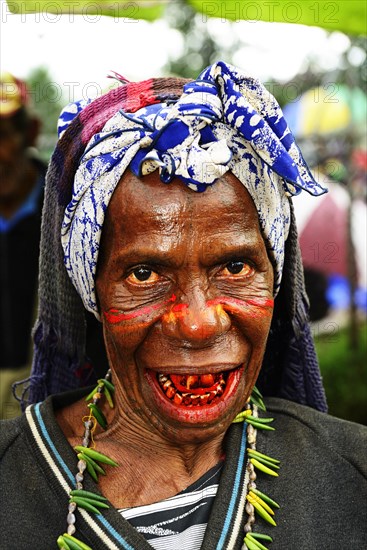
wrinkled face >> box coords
[96,171,274,444]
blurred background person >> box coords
[0,73,46,419]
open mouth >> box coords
[157,371,231,407]
[144,365,245,424]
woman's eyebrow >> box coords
[112,249,181,268]
[201,237,264,261]
[111,233,265,266]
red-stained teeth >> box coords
[189,395,199,405]
[200,374,215,387]
[157,372,228,406]
[165,386,176,399]
[182,393,192,406]
[207,391,217,404]
[173,393,183,405]
[200,394,210,405]
[186,375,198,389]
[163,380,172,390]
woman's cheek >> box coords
[207,295,274,342]
[101,293,177,352]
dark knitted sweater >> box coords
[1,393,366,550]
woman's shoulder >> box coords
[0,414,24,459]
[265,396,367,433]
[0,387,90,462]
[263,397,367,478]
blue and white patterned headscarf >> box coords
[60,62,326,318]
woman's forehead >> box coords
[108,170,259,225]
[99,170,268,276]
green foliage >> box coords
[26,66,64,161]
[315,322,367,425]
[164,1,366,104]
[188,0,367,36]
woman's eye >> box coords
[126,267,159,285]
[221,261,253,278]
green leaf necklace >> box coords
[56,374,280,550]
[236,387,281,549]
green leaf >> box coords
[82,455,98,482]
[247,452,280,470]
[246,533,269,550]
[88,403,107,429]
[57,536,71,550]
[74,446,118,467]
[250,394,267,411]
[251,488,280,510]
[250,458,279,477]
[70,495,109,510]
[247,419,275,431]
[104,385,114,409]
[85,385,99,402]
[248,491,275,516]
[63,534,93,550]
[78,452,106,476]
[70,489,108,502]
[251,385,264,399]
[84,499,109,510]
[232,410,251,423]
[244,536,263,550]
[70,496,102,514]
[248,496,277,526]
[246,448,280,464]
[250,532,274,542]
[247,415,274,424]
[60,537,85,550]
[99,378,115,393]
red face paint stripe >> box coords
[171,303,188,312]
[104,295,273,325]
[245,298,274,308]
[104,294,176,324]
[104,306,156,323]
[207,297,274,309]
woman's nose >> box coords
[162,291,231,343]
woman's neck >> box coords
[56,394,224,509]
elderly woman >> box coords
[1,62,366,550]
